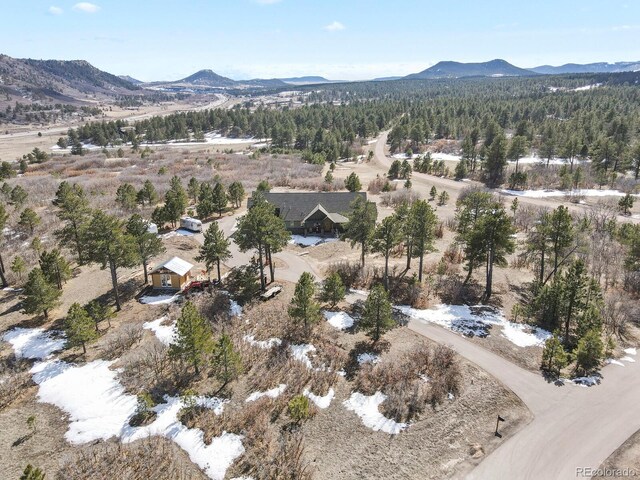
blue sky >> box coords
[2,0,640,81]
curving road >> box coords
[408,319,639,480]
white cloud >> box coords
[48,6,63,15]
[73,2,101,13]
[324,21,345,32]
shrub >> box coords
[287,395,311,424]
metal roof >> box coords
[151,256,194,276]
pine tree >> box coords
[195,221,230,282]
[360,284,394,342]
[126,214,165,284]
[344,172,362,192]
[466,204,516,302]
[85,300,115,331]
[408,200,437,282]
[163,177,188,227]
[507,135,528,174]
[212,182,228,217]
[11,256,26,283]
[619,194,634,215]
[64,303,98,353]
[0,202,8,287]
[170,302,214,375]
[320,272,346,308]
[196,182,215,219]
[342,196,377,267]
[39,249,72,290]
[85,212,138,311]
[116,183,138,210]
[288,272,322,338]
[211,333,242,387]
[437,190,449,206]
[18,208,40,235]
[372,215,402,289]
[548,206,575,281]
[256,180,271,193]
[429,186,437,201]
[541,334,567,377]
[187,177,200,204]
[484,132,507,187]
[455,190,495,285]
[228,181,245,209]
[22,268,61,320]
[137,180,158,206]
[235,194,290,290]
[574,329,604,374]
[53,182,90,264]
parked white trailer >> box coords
[180,217,203,232]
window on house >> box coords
[161,274,172,287]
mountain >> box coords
[280,76,334,85]
[405,59,538,80]
[243,78,288,88]
[119,75,143,85]
[179,69,237,87]
[530,61,640,75]
[373,76,403,82]
[0,54,140,104]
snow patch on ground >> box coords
[304,388,335,409]
[243,335,282,349]
[160,228,196,239]
[289,235,339,247]
[501,188,637,198]
[621,356,636,363]
[143,317,176,346]
[357,353,380,365]
[31,359,241,479]
[624,347,637,356]
[574,83,601,91]
[568,376,601,387]
[3,328,65,360]
[31,359,138,443]
[323,311,354,330]
[343,392,407,434]
[348,288,369,297]
[290,344,316,369]
[396,304,551,347]
[230,299,243,317]
[606,358,625,367]
[245,384,286,402]
[121,395,241,480]
[139,293,180,305]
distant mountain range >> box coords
[404,59,538,80]
[402,59,640,80]
[529,61,640,74]
[3,53,640,107]
[279,76,336,85]
[0,54,140,103]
